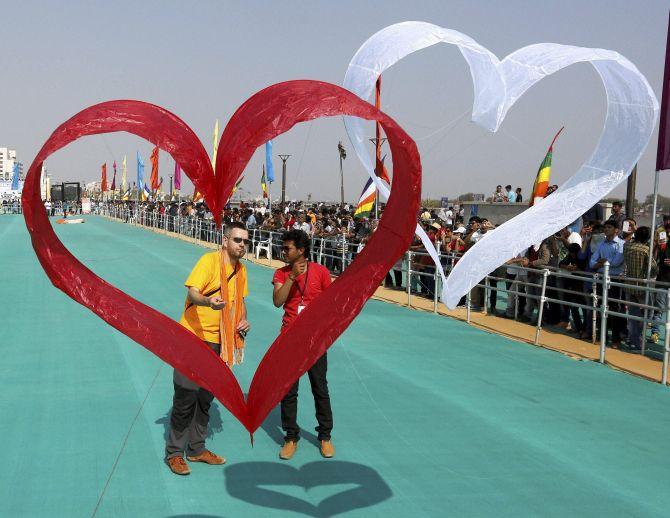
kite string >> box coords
[291,120,314,191]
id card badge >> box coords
[660,231,667,243]
[297,304,306,314]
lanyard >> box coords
[294,263,310,304]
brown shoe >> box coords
[167,456,191,476]
[186,449,226,465]
[320,440,335,458]
[279,440,298,460]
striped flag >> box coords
[374,75,391,184]
[261,165,268,198]
[354,177,376,219]
[530,127,564,206]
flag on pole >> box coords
[121,155,127,191]
[10,162,20,191]
[530,127,564,206]
[233,175,244,194]
[174,162,181,190]
[354,177,376,219]
[194,119,219,202]
[261,165,268,198]
[136,151,144,192]
[149,146,159,190]
[101,163,107,192]
[265,140,275,182]
[111,160,117,191]
[212,119,219,169]
[374,75,391,184]
[142,182,151,201]
[657,11,670,171]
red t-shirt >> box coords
[272,262,331,328]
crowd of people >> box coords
[97,196,670,353]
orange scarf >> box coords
[219,250,245,366]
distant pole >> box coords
[278,154,291,205]
[169,175,173,199]
[338,141,347,206]
[625,164,637,218]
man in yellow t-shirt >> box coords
[166,221,251,476]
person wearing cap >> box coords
[447,227,467,254]
[590,219,626,347]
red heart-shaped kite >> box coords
[22,80,421,435]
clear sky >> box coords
[1,0,669,203]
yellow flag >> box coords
[212,119,219,169]
[121,155,127,191]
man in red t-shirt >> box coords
[272,229,334,460]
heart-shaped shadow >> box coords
[343,21,659,308]
[21,80,422,434]
[224,461,392,517]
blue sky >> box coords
[1,0,669,202]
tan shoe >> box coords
[167,456,191,475]
[279,440,298,460]
[186,449,226,465]
[320,440,334,458]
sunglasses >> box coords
[231,237,251,245]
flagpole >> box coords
[643,10,670,361]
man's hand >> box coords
[594,259,606,269]
[236,319,251,333]
[520,258,530,267]
[208,296,226,310]
[664,258,670,266]
[290,259,308,279]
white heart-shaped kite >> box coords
[343,21,658,309]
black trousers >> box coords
[165,341,219,459]
[281,353,333,442]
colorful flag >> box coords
[101,163,107,192]
[193,119,220,202]
[111,161,117,191]
[233,175,244,194]
[174,161,181,190]
[142,182,151,201]
[354,177,376,219]
[149,146,159,190]
[212,119,219,169]
[658,11,670,171]
[121,155,127,191]
[530,127,564,206]
[10,163,20,191]
[261,165,268,198]
[136,151,144,191]
[265,140,275,182]
[374,75,391,184]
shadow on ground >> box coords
[224,461,392,517]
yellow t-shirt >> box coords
[179,251,248,344]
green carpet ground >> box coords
[1,214,669,517]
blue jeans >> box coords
[651,290,668,335]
